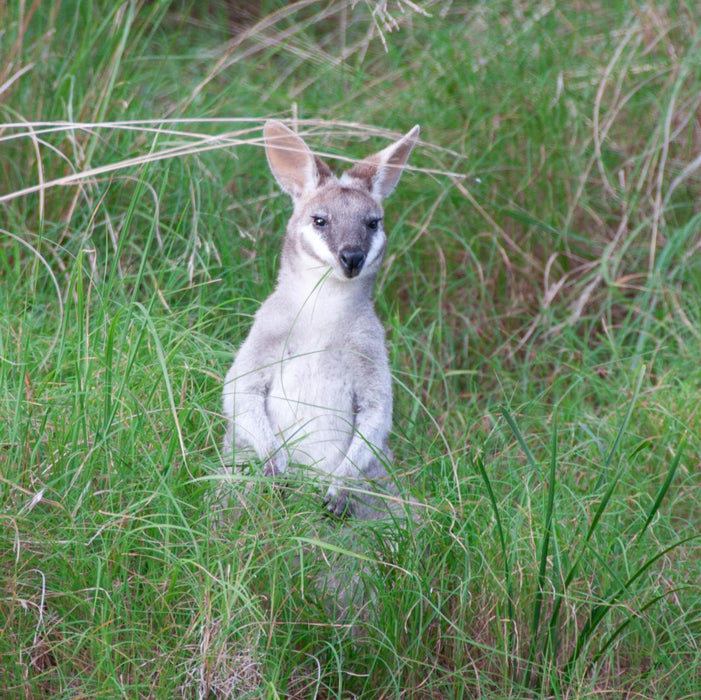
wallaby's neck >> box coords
[276,252,375,319]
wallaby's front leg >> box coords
[323,391,391,516]
[223,365,287,477]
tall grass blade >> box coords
[547,365,646,665]
[563,535,699,678]
[474,455,516,674]
[499,406,542,481]
[594,363,646,489]
[134,301,187,466]
[635,433,686,543]
[585,585,694,678]
[526,414,559,689]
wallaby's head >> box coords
[264,121,419,283]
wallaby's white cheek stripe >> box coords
[364,229,387,270]
[301,223,335,268]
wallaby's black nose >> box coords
[339,248,365,278]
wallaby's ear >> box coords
[344,125,420,199]
[264,121,333,200]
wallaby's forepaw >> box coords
[323,487,352,518]
[263,460,280,478]
[263,452,286,479]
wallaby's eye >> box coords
[312,216,327,228]
[366,218,381,231]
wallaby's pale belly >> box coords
[266,348,355,473]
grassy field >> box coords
[1,0,700,697]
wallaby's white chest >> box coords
[266,329,355,471]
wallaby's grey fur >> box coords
[222,121,419,519]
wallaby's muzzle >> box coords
[339,248,366,278]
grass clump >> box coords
[1,1,699,697]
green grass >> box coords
[1,0,700,697]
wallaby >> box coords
[222,121,419,519]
